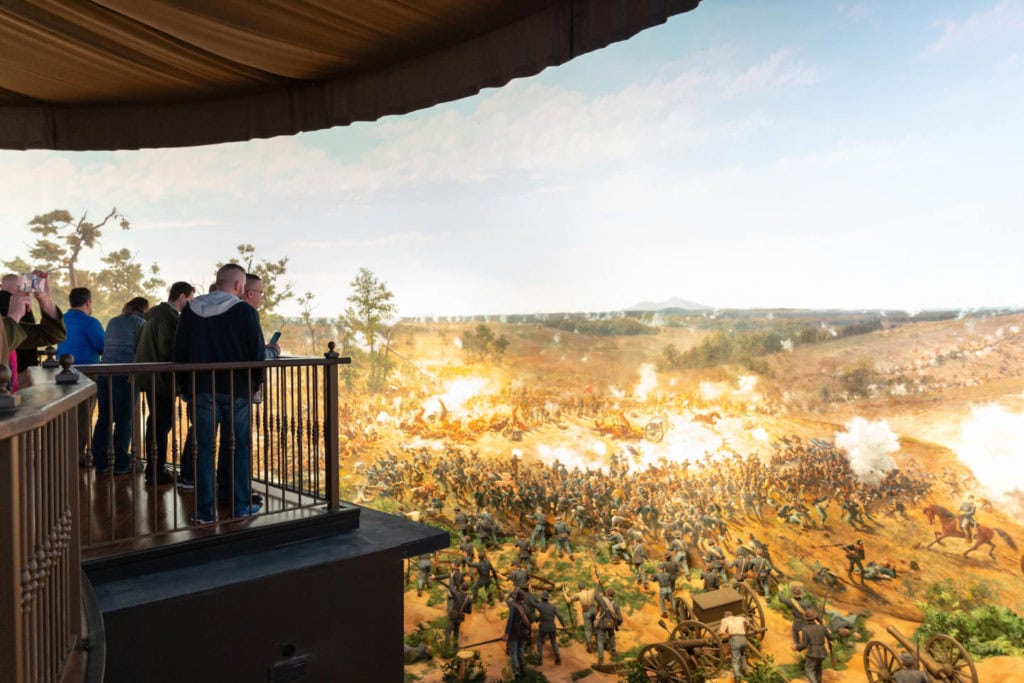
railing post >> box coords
[323,343,340,511]
[0,435,25,682]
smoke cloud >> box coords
[634,363,658,401]
[953,403,1024,520]
[834,417,900,483]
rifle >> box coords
[461,634,505,649]
[560,583,578,631]
[528,573,556,588]
[812,542,846,549]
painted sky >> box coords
[2,1,1023,318]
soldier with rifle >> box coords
[844,540,866,585]
[793,609,834,683]
[530,507,549,551]
[453,506,469,536]
[503,590,533,676]
[444,578,473,647]
[750,547,782,598]
[595,587,623,666]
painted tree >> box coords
[24,208,129,289]
[344,268,396,390]
[218,244,293,323]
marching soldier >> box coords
[570,581,598,653]
[514,534,534,568]
[793,609,833,683]
[630,539,648,585]
[750,548,781,599]
[453,506,469,535]
[606,529,629,563]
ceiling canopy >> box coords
[0,0,700,151]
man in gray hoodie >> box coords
[173,264,264,523]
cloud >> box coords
[837,3,870,21]
[289,230,443,249]
[926,1,1024,54]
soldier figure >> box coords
[668,533,690,576]
[530,508,549,551]
[469,552,501,606]
[570,581,598,653]
[750,548,780,599]
[652,567,676,618]
[458,534,476,567]
[595,588,623,666]
[606,529,629,562]
[535,590,566,665]
[845,540,866,585]
[514,535,533,568]
[415,553,435,597]
[508,560,530,591]
[793,609,833,683]
[453,506,469,535]
[631,540,648,585]
[553,516,574,560]
[503,590,533,675]
[444,579,472,646]
[893,652,929,683]
[778,582,815,646]
[958,495,977,541]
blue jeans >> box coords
[194,393,251,519]
[92,376,135,473]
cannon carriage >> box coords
[638,584,767,682]
[863,625,977,683]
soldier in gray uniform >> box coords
[793,609,833,683]
[778,582,815,646]
[750,548,781,599]
[652,567,676,618]
[595,588,623,666]
[630,540,648,585]
[453,507,469,536]
[458,534,476,567]
[668,534,689,575]
[530,508,549,551]
[606,529,629,562]
[958,495,977,541]
[507,561,530,592]
[553,516,574,560]
[469,552,501,606]
[893,652,929,683]
[535,590,566,665]
[514,535,533,568]
[415,553,435,597]
[570,581,598,653]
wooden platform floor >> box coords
[79,465,325,561]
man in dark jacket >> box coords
[135,282,194,483]
[793,609,833,683]
[173,264,264,523]
[503,590,533,674]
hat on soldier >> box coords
[541,591,550,600]
[790,582,804,597]
[900,652,915,666]
[803,609,818,621]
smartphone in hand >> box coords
[268,331,282,345]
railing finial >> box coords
[0,364,21,412]
[41,345,60,368]
[55,354,79,385]
[324,341,339,359]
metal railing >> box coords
[0,367,91,682]
[77,352,348,551]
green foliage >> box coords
[461,324,510,363]
[917,579,1024,658]
[569,669,593,681]
[745,654,787,683]
[840,358,882,397]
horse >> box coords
[923,504,1018,559]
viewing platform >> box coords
[1,357,448,683]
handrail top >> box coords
[76,356,352,375]
[0,366,96,441]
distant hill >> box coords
[626,297,711,311]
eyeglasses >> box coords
[246,289,264,295]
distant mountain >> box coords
[626,297,711,311]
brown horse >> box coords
[923,505,1018,559]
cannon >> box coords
[863,625,977,683]
[638,584,768,682]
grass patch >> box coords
[916,578,1024,658]
[569,669,593,681]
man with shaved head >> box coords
[173,263,265,523]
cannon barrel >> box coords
[885,626,939,676]
[666,637,717,650]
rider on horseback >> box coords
[958,495,977,542]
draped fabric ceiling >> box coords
[0,0,700,151]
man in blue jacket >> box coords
[173,264,264,523]
[57,287,104,461]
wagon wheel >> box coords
[925,634,978,683]
[863,640,900,683]
[734,582,766,634]
[670,620,723,678]
[673,598,692,624]
[644,420,665,443]
[638,643,693,682]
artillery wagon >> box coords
[864,625,977,683]
[638,583,767,682]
